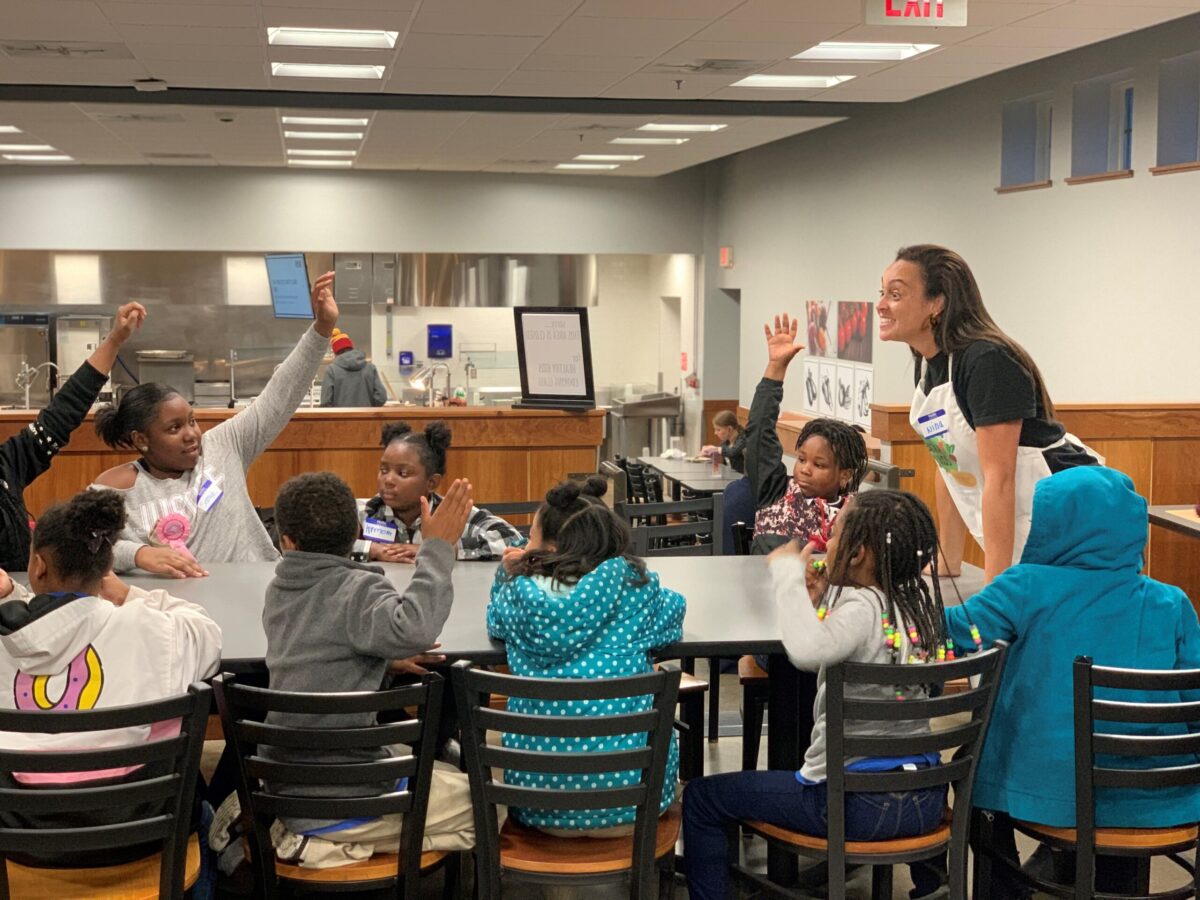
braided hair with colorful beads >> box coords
[819,489,967,666]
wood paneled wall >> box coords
[2,407,605,516]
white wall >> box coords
[710,16,1200,407]
[0,166,705,254]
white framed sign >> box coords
[513,308,596,411]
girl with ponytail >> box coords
[486,477,686,837]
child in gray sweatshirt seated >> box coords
[262,471,476,868]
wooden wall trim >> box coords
[872,403,1200,443]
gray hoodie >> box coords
[320,349,387,407]
[262,540,455,833]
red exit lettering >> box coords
[886,0,945,18]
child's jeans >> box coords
[682,770,946,900]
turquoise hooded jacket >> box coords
[945,466,1200,827]
[487,557,686,830]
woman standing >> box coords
[878,245,1098,582]
[91,273,337,578]
[0,303,145,571]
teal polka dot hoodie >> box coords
[487,556,686,830]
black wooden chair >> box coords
[477,500,542,538]
[0,683,211,900]
[212,672,456,900]
[736,644,1009,900]
[451,661,681,899]
[975,657,1200,899]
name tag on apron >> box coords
[916,409,949,440]
[196,479,223,512]
[362,518,399,543]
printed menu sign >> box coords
[520,312,588,397]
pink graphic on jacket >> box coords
[13,645,104,711]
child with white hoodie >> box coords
[0,488,221,865]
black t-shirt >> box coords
[914,340,1095,473]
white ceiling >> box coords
[0,0,1196,176]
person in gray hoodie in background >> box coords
[320,328,388,407]
[262,471,475,868]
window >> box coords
[1156,49,1200,168]
[1070,69,1135,180]
[999,94,1053,188]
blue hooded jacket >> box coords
[945,466,1200,827]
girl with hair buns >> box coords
[91,272,339,578]
[353,421,522,563]
[0,489,220,864]
[879,245,1099,582]
[487,477,686,837]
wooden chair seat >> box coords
[5,833,200,900]
[677,671,709,694]
[738,655,768,684]
[499,804,681,875]
[1018,820,1200,852]
[274,849,448,884]
[744,818,951,855]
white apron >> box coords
[910,355,1101,565]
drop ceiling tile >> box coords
[518,53,651,73]
[125,42,268,63]
[721,0,863,23]
[385,67,511,93]
[756,58,894,77]
[115,24,263,46]
[497,69,624,94]
[1019,4,1194,28]
[833,23,993,43]
[811,84,930,101]
[710,85,827,100]
[962,24,1124,46]
[99,3,260,27]
[0,59,151,84]
[410,7,567,37]
[261,7,416,29]
[967,2,1059,27]
[145,60,270,88]
[392,33,542,69]
[261,0,411,8]
[922,43,1053,65]
[687,19,849,45]
[603,72,736,98]
[536,17,709,57]
[658,39,831,62]
[574,0,743,18]
[0,1,125,42]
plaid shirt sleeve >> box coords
[456,505,525,560]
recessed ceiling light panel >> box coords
[0,126,23,134]
[555,163,619,170]
[792,42,938,61]
[280,116,370,126]
[732,74,855,89]
[288,159,354,167]
[611,137,689,146]
[271,62,385,80]
[574,154,644,162]
[268,27,398,49]
[283,130,364,140]
[287,148,357,157]
[0,144,54,152]
[637,123,726,133]
[2,154,73,162]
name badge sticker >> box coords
[916,409,949,440]
[196,479,224,512]
[362,518,399,544]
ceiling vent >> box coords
[644,59,764,75]
[1,41,133,60]
[91,112,186,125]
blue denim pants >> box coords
[682,769,946,900]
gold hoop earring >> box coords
[929,314,941,330]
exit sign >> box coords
[865,0,968,26]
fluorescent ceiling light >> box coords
[288,159,354,167]
[638,123,726,133]
[284,130,364,140]
[2,154,73,162]
[0,144,54,151]
[268,27,398,49]
[287,148,357,157]
[556,163,619,170]
[611,137,688,146]
[280,116,370,126]
[574,154,644,162]
[0,126,22,134]
[271,62,385,80]
[732,74,855,89]
[793,41,938,61]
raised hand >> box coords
[763,313,805,379]
[110,302,147,346]
[310,270,338,338]
[420,479,473,547]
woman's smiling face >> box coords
[877,259,943,349]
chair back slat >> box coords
[452,661,680,898]
[843,721,984,757]
[480,745,654,775]
[843,757,973,793]
[0,685,210,900]
[1092,764,1200,790]
[237,719,422,750]
[245,754,417,786]
[841,651,999,684]
[1092,731,1200,757]
[1087,665,1200,691]
[213,672,444,900]
[1093,698,1200,725]
[843,687,992,721]
[0,775,179,813]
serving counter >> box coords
[0,406,606,517]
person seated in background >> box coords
[748,314,868,554]
[0,488,221,868]
[700,409,748,474]
[261,471,475,868]
[487,477,685,837]
[91,271,339,578]
[0,302,145,572]
[354,421,522,563]
[319,328,388,408]
[942,466,1200,897]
